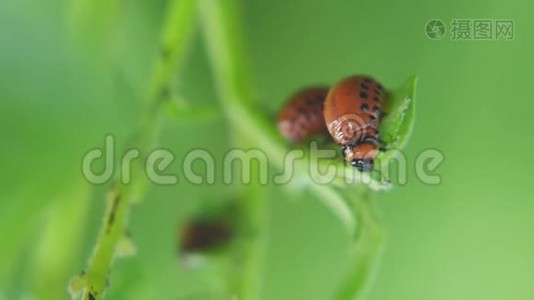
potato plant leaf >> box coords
[378,76,418,162]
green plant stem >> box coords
[71,1,197,299]
[198,1,266,298]
[199,1,386,299]
[238,182,270,299]
[335,188,386,300]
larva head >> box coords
[341,143,379,172]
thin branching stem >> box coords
[70,1,197,299]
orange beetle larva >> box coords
[323,75,386,171]
[277,86,330,144]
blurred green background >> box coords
[1,0,533,299]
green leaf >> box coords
[378,76,418,160]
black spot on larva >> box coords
[369,115,376,120]
[373,95,381,102]
[364,136,379,145]
[374,88,382,95]
[376,83,384,91]
[360,103,369,112]
[359,91,369,99]
[316,95,324,102]
[360,82,369,90]
[372,106,380,113]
